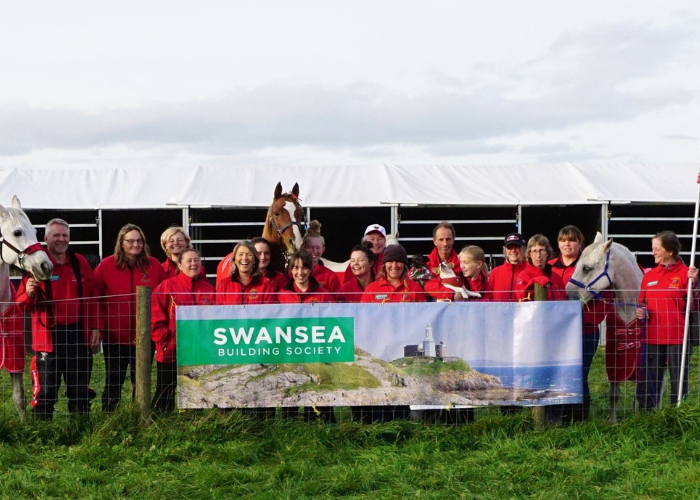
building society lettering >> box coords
[177,316,355,366]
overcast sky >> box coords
[1,1,698,169]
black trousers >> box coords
[638,343,689,409]
[152,361,177,412]
[102,343,136,412]
[32,323,92,419]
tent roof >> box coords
[1,163,698,209]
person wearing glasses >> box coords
[94,224,166,412]
[514,234,566,301]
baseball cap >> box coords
[504,232,526,247]
[364,224,387,238]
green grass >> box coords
[0,404,700,498]
[0,348,699,498]
[393,356,472,376]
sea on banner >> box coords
[175,301,583,409]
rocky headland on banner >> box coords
[178,347,570,408]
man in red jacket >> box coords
[487,233,528,301]
[17,218,100,420]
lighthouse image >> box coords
[422,323,436,358]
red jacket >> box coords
[312,262,340,295]
[487,261,527,302]
[216,275,275,305]
[361,277,427,303]
[549,256,607,333]
[215,252,233,287]
[16,252,100,352]
[639,260,693,344]
[424,271,490,301]
[151,273,215,363]
[337,277,371,303]
[549,256,578,285]
[343,252,382,284]
[278,277,332,303]
[424,248,464,298]
[514,262,567,301]
[93,255,166,345]
[265,269,289,292]
[161,258,207,281]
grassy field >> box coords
[0,349,699,498]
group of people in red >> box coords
[16,213,699,421]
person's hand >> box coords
[89,329,101,349]
[689,266,698,284]
[636,307,646,320]
[25,277,38,298]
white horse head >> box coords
[566,232,642,324]
[0,196,53,281]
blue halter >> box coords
[568,248,612,301]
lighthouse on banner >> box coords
[422,323,436,358]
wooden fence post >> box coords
[531,283,547,428]
[135,286,152,419]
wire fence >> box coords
[1,290,699,424]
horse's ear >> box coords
[603,239,613,251]
[274,182,283,199]
[292,183,300,198]
[0,204,7,219]
[593,232,604,243]
[11,196,21,209]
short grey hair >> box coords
[45,218,70,236]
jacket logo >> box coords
[647,280,658,287]
[141,273,151,283]
[375,294,388,300]
[669,277,681,289]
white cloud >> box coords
[0,3,698,167]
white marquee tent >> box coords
[1,163,698,209]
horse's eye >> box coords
[273,212,280,217]
[583,266,592,273]
[12,229,22,237]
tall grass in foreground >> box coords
[1,404,700,499]
[0,348,699,498]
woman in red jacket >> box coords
[636,231,698,408]
[217,241,275,305]
[94,224,166,412]
[515,235,567,301]
[278,250,333,421]
[151,248,215,412]
[278,250,332,304]
[337,243,377,303]
[360,244,424,422]
[549,225,606,421]
[159,226,207,281]
[362,244,426,303]
[251,237,288,292]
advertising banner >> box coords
[176,301,582,409]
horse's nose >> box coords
[41,262,52,273]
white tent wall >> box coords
[3,163,698,276]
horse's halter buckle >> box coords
[568,249,612,301]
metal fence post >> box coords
[532,283,547,427]
[135,286,152,419]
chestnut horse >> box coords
[262,182,306,273]
[0,196,53,420]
